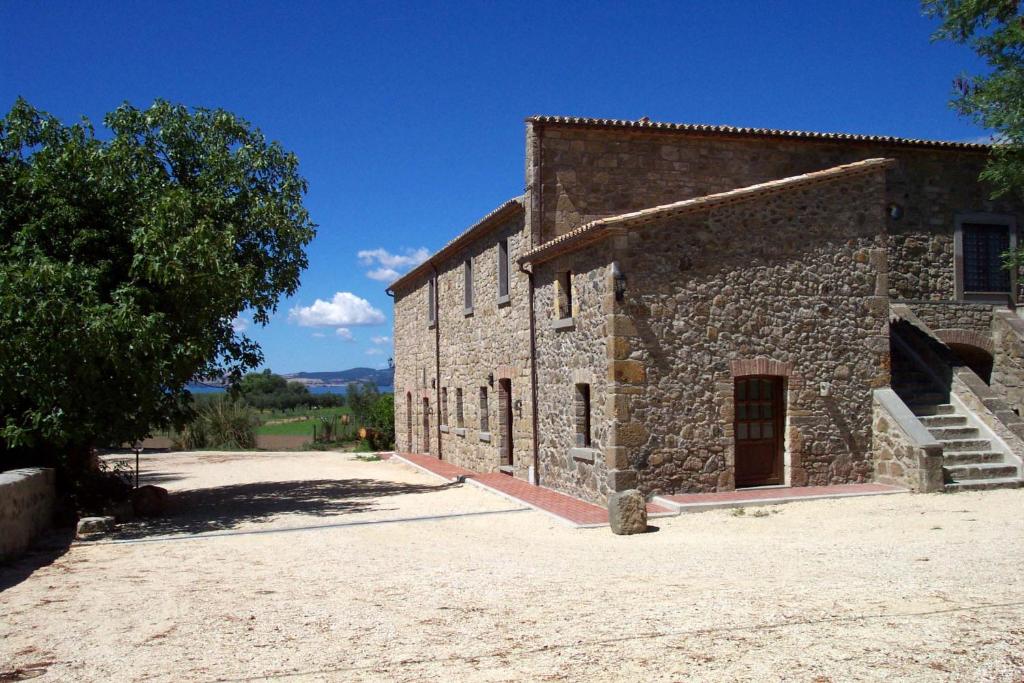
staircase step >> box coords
[906,392,949,404]
[918,415,968,427]
[928,426,980,440]
[942,450,1006,465]
[938,438,993,452]
[911,404,956,417]
[944,477,1024,492]
[945,463,1020,480]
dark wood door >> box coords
[734,376,784,488]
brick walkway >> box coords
[391,452,674,528]
[656,482,906,513]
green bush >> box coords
[173,396,258,450]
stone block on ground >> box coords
[608,489,647,535]
[133,485,169,517]
[76,516,115,538]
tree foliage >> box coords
[0,99,316,465]
[925,0,1024,198]
[235,369,343,411]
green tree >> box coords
[0,99,316,470]
[925,0,1024,198]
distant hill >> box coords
[283,367,394,387]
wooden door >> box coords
[422,397,430,453]
[498,379,513,467]
[734,376,784,487]
[405,393,412,452]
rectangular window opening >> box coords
[464,258,474,312]
[441,387,448,426]
[963,222,1012,293]
[575,383,591,448]
[497,239,510,300]
[455,388,464,428]
[427,276,436,325]
[479,386,489,432]
[557,270,573,320]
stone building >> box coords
[389,116,1024,504]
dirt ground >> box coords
[2,450,1024,682]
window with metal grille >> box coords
[441,387,448,426]
[479,387,489,432]
[455,388,464,428]
[574,383,591,447]
[464,258,474,312]
[427,276,436,325]
[963,223,1011,293]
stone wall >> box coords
[0,468,56,561]
[617,171,890,496]
[393,211,535,477]
[871,390,944,492]
[533,247,613,503]
[530,123,1021,302]
[991,310,1024,417]
[909,301,993,334]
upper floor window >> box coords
[574,383,591,447]
[556,270,573,320]
[497,239,510,302]
[955,214,1018,303]
[427,276,436,325]
[464,258,474,314]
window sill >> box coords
[551,317,575,331]
[497,294,511,307]
[962,292,1013,305]
[478,431,491,443]
[439,424,449,433]
[464,307,475,317]
[570,447,599,464]
[498,465,514,475]
[454,427,466,437]
[428,321,436,329]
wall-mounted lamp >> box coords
[487,372,494,387]
[887,203,904,221]
[611,261,627,302]
[514,399,523,417]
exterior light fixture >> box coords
[887,203,904,221]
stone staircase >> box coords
[892,339,1023,491]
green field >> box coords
[255,406,353,437]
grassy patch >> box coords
[255,406,353,436]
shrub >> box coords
[173,396,258,450]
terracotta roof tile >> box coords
[527,115,990,150]
[518,157,895,265]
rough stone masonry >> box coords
[389,115,1024,505]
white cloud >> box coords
[358,247,429,281]
[336,328,355,342]
[311,332,326,338]
[371,335,391,345]
[367,267,401,282]
[231,316,249,333]
[288,292,386,327]
[365,348,385,356]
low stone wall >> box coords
[872,390,944,492]
[0,468,56,562]
[992,310,1024,417]
[907,301,994,335]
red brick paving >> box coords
[392,452,672,527]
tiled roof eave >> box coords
[518,157,895,266]
[388,196,525,293]
[526,115,991,151]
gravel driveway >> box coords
[2,450,1023,682]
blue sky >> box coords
[0,1,989,373]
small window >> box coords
[497,239,510,300]
[427,276,436,325]
[575,383,591,447]
[441,387,448,426]
[479,387,489,432]
[556,270,573,320]
[455,388,464,428]
[464,258,474,313]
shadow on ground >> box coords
[113,477,456,539]
[0,527,75,593]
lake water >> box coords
[188,383,394,395]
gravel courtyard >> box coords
[2,450,1023,682]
